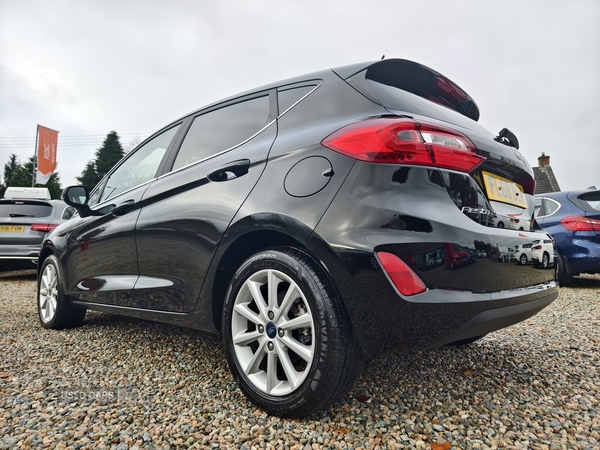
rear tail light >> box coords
[30,223,58,233]
[532,245,542,250]
[376,251,427,296]
[322,118,486,172]
[561,216,600,232]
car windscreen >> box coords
[0,201,53,218]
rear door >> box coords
[133,91,277,312]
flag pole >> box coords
[32,125,39,187]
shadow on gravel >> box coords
[567,275,600,289]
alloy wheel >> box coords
[230,268,315,396]
[39,263,58,323]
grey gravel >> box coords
[1,269,598,449]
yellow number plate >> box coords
[482,171,527,208]
[0,225,25,232]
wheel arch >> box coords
[208,214,318,332]
[37,243,71,297]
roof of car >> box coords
[170,58,479,124]
[3,187,52,200]
[536,188,599,199]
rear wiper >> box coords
[494,128,519,149]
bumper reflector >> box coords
[376,251,427,296]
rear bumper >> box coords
[561,241,600,275]
[0,244,41,268]
[0,244,41,260]
[345,275,559,353]
[424,285,558,348]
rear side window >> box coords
[173,95,270,171]
[277,86,314,116]
[534,197,560,218]
[0,201,52,218]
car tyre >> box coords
[38,255,86,329]
[519,254,527,266]
[541,252,550,269]
[557,253,573,286]
[497,222,505,229]
[222,247,362,417]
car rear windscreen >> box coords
[574,191,600,212]
[0,201,53,218]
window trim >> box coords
[276,80,322,118]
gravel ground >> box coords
[0,270,598,450]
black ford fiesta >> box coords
[38,59,558,417]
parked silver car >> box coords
[0,187,74,270]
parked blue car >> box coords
[534,188,600,285]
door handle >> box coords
[111,200,135,217]
[208,159,251,182]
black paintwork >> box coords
[42,58,558,353]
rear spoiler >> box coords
[337,58,480,122]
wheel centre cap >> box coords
[266,322,277,339]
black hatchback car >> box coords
[38,59,558,417]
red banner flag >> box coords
[36,125,59,185]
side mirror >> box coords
[62,186,95,217]
[63,185,89,206]
[62,186,115,218]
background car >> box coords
[0,187,74,270]
[530,237,555,270]
[443,243,469,269]
[534,189,600,285]
[495,246,516,262]
[513,242,533,265]
[37,58,558,417]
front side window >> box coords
[172,95,270,171]
[100,125,180,203]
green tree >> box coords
[76,161,100,191]
[1,156,63,199]
[96,130,125,177]
[77,130,125,191]
[3,154,19,185]
[1,154,20,197]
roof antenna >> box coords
[381,55,385,60]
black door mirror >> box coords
[62,186,98,217]
[63,186,89,206]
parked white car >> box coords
[513,242,534,265]
[531,237,554,269]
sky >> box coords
[1,0,598,192]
